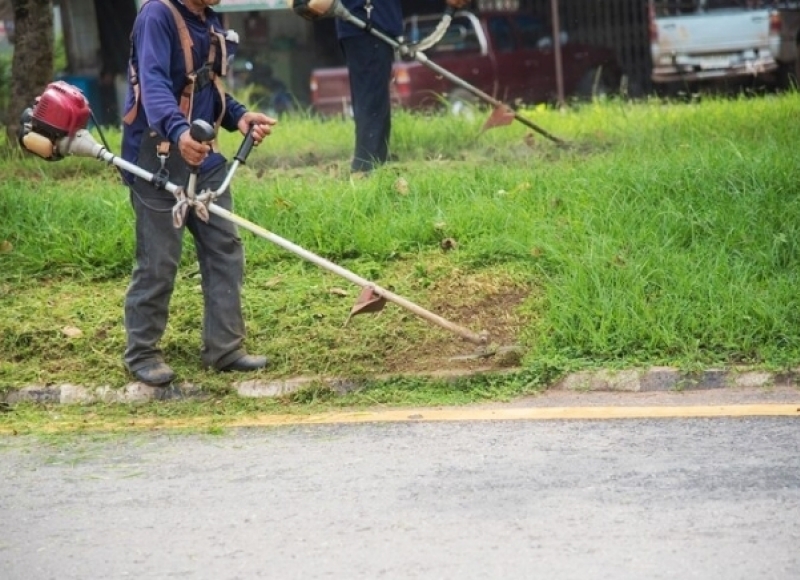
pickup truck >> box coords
[648,0,799,86]
[309,10,623,116]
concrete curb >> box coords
[0,366,795,406]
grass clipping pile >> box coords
[376,267,531,375]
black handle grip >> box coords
[234,123,257,164]
[190,119,215,143]
[188,119,216,172]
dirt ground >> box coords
[380,271,532,375]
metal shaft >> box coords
[208,204,488,345]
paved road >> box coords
[1,399,799,579]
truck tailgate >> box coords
[651,8,778,82]
[654,9,772,54]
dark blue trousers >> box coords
[340,34,394,172]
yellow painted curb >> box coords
[2,404,797,435]
[224,404,800,427]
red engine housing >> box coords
[31,81,91,139]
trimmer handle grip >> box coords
[189,119,216,144]
[187,119,216,173]
[234,122,257,164]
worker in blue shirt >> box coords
[121,0,276,387]
[336,0,471,174]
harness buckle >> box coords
[193,64,215,93]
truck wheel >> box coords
[575,67,617,100]
[447,89,479,118]
[776,62,796,91]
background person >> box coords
[335,0,471,174]
[121,0,276,386]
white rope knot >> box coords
[172,187,210,228]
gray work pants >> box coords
[124,161,246,372]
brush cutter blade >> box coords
[346,286,387,324]
[481,105,516,132]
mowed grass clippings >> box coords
[0,257,535,388]
[2,92,800,405]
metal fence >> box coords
[521,0,653,94]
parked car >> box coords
[309,10,623,117]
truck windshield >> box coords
[403,15,481,55]
[514,14,550,49]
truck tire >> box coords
[775,61,797,91]
[575,67,617,100]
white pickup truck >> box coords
[648,0,800,86]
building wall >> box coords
[58,0,101,74]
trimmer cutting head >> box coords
[347,286,388,321]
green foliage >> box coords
[3,93,800,396]
[53,34,67,75]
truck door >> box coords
[485,14,556,104]
[485,15,525,102]
[511,14,556,103]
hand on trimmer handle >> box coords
[188,120,216,165]
[185,119,216,197]
[234,122,257,164]
[445,0,470,10]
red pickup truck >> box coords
[310,10,623,116]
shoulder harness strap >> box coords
[124,0,226,150]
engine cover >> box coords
[31,81,91,140]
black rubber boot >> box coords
[219,354,268,372]
[132,362,176,386]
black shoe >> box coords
[220,354,269,372]
[132,362,176,386]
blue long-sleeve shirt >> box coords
[121,0,246,179]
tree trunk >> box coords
[5,0,53,146]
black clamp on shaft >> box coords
[153,153,170,190]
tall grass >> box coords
[2,92,800,387]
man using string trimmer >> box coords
[296,0,471,174]
[121,0,276,386]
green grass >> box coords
[2,92,800,418]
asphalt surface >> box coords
[1,401,799,579]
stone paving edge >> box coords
[0,366,795,406]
